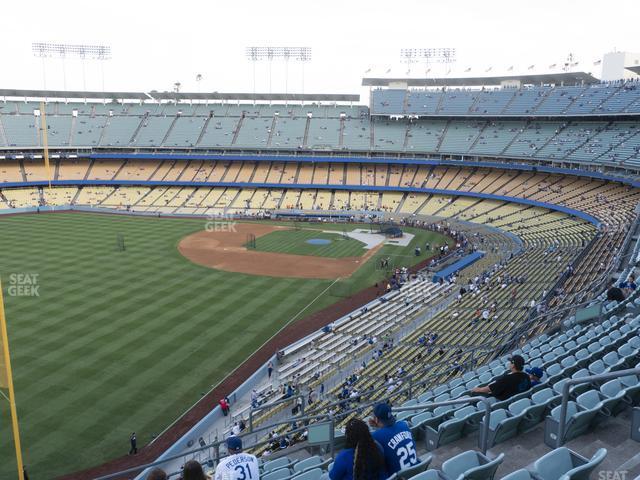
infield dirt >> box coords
[178,223,381,279]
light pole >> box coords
[246,46,259,100]
[32,42,112,92]
[245,47,312,102]
[297,47,312,98]
[400,48,457,78]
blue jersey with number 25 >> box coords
[372,421,419,474]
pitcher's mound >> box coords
[178,223,380,279]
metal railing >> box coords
[98,394,495,480]
[249,393,305,432]
[295,294,615,426]
[392,396,494,454]
[95,413,335,480]
[555,367,640,447]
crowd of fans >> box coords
[144,347,562,480]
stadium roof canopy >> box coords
[362,71,599,88]
[0,88,359,102]
[626,65,640,74]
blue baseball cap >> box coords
[373,403,395,425]
[226,436,242,451]
[526,367,544,379]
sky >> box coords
[1,0,639,98]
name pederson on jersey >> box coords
[372,421,419,474]
[214,453,260,480]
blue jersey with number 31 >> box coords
[372,421,419,474]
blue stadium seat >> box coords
[498,470,534,480]
[293,456,329,474]
[389,456,433,480]
[620,374,640,404]
[549,400,598,443]
[484,408,523,447]
[576,390,609,424]
[425,412,468,450]
[263,467,293,480]
[530,447,607,480]
[441,451,504,480]
[408,471,442,480]
[291,468,323,480]
[263,457,292,473]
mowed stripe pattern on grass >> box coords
[0,214,452,479]
[0,213,336,479]
[252,229,367,258]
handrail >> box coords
[106,396,494,480]
[555,367,640,447]
[392,396,493,454]
[249,393,305,432]
[95,417,332,480]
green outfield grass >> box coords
[0,213,451,478]
[251,229,367,257]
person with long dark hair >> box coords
[329,418,387,480]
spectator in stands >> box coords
[214,437,259,480]
[620,275,637,296]
[330,418,386,480]
[267,361,274,379]
[526,367,544,387]
[369,403,420,474]
[148,467,168,480]
[471,355,531,400]
[183,459,210,480]
[219,398,230,416]
[607,278,625,302]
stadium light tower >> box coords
[563,53,579,72]
[245,47,312,101]
[400,48,457,77]
[32,42,111,92]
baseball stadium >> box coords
[2,4,640,480]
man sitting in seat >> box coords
[368,403,420,475]
[472,355,531,401]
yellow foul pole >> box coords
[39,101,52,189]
[0,278,25,480]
